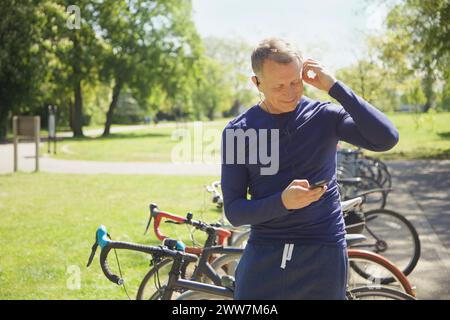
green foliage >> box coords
[0,0,61,140]
[112,91,145,124]
[192,58,234,120]
[201,36,256,117]
[369,0,450,112]
[336,58,401,112]
[0,0,206,137]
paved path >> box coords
[0,124,221,176]
[0,142,220,175]
[385,160,450,299]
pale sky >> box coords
[191,0,388,72]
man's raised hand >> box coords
[302,58,337,92]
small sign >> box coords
[13,116,40,172]
[17,116,37,137]
[48,114,56,138]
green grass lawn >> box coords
[0,173,221,299]
[43,113,450,162]
[371,112,450,160]
[44,120,230,162]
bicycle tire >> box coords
[230,229,250,248]
[356,209,421,278]
[363,156,392,189]
[136,258,191,300]
[348,249,415,296]
[348,286,416,300]
[210,251,243,277]
[176,285,415,300]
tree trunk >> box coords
[69,99,74,132]
[0,108,9,143]
[72,79,84,137]
[102,78,123,136]
[422,62,435,113]
[71,32,84,137]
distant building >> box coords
[398,104,422,112]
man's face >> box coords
[258,59,304,112]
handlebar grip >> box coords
[99,245,124,285]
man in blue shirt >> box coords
[221,38,399,300]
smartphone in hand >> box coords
[309,179,328,190]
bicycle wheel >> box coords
[355,209,421,278]
[230,229,250,248]
[347,249,415,296]
[136,258,195,300]
[363,156,392,188]
[348,287,416,300]
[341,176,386,210]
[210,252,243,277]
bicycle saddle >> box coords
[345,234,367,247]
[341,197,363,212]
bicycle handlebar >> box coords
[146,203,231,245]
[89,225,198,286]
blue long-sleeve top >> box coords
[220,81,399,247]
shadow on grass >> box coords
[58,131,171,143]
[437,131,450,139]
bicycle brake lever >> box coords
[144,214,153,235]
[86,242,98,268]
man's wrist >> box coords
[326,78,338,93]
[281,191,294,212]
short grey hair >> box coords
[251,38,303,76]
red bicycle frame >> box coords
[144,203,232,255]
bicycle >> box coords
[337,146,392,189]
[338,177,390,210]
[88,225,415,300]
[340,195,420,280]
[348,208,421,280]
[87,225,234,300]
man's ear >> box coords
[252,76,260,88]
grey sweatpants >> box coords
[234,241,348,300]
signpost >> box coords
[48,105,57,154]
[13,116,40,172]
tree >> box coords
[202,36,255,116]
[0,0,58,142]
[55,0,100,136]
[372,0,450,112]
[336,59,400,112]
[192,58,233,120]
[93,0,203,136]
